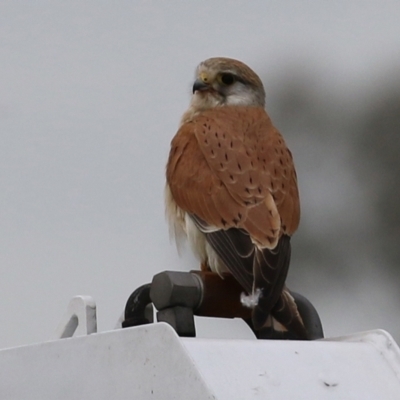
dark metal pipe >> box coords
[122,283,153,328]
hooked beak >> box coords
[192,78,210,93]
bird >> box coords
[165,57,307,339]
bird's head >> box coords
[190,57,266,112]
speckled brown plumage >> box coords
[167,106,299,246]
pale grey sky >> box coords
[1,1,400,348]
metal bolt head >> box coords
[150,271,202,311]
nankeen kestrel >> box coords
[165,57,307,339]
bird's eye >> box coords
[219,73,236,86]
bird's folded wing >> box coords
[167,106,300,246]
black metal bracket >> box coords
[122,271,323,340]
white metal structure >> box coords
[1,296,400,399]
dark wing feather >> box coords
[252,235,291,329]
[192,212,293,330]
[190,213,253,292]
[205,232,254,294]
